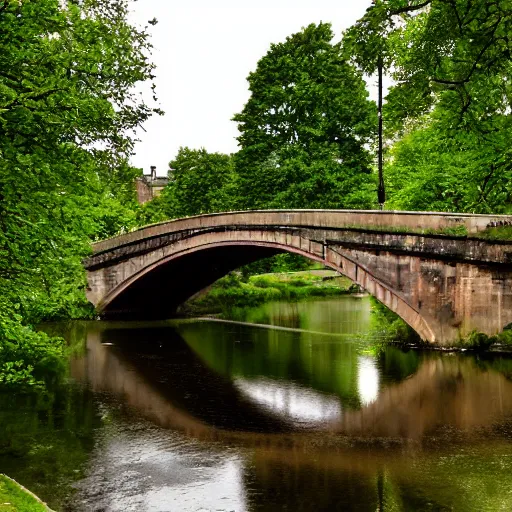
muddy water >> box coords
[3,296,512,511]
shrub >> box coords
[0,316,65,391]
[462,331,496,350]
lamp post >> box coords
[377,55,386,210]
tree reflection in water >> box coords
[4,297,512,511]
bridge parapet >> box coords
[85,226,512,271]
[91,210,512,255]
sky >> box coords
[129,0,374,176]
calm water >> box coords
[3,296,512,511]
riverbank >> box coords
[179,270,361,315]
[180,272,512,352]
[0,475,53,512]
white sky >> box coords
[129,0,373,176]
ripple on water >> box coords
[70,403,248,512]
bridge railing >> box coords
[92,209,512,254]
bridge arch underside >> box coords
[93,234,436,343]
[99,244,284,319]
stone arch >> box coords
[92,230,436,342]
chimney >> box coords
[150,165,156,180]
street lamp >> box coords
[378,55,386,210]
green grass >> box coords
[340,223,469,237]
[422,225,469,237]
[181,270,359,315]
[473,225,512,241]
[0,475,51,512]
[343,222,512,241]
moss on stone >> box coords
[473,225,512,241]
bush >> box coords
[182,270,354,315]
[214,273,242,289]
[459,328,512,350]
[240,254,313,280]
[462,331,496,350]
[369,297,420,344]
[0,316,65,391]
[497,329,512,345]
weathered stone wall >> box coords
[85,210,512,345]
[330,246,512,343]
[92,210,512,254]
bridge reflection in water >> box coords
[67,313,512,511]
[74,322,512,439]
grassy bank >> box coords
[0,475,52,512]
[180,270,360,315]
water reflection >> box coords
[79,328,293,434]
[5,297,512,511]
[0,385,101,510]
[244,452,382,512]
[233,377,342,425]
[357,356,380,405]
[74,322,512,440]
[244,446,512,512]
[178,320,364,413]
[226,296,372,334]
[337,354,512,439]
[72,411,248,512]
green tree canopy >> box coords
[157,147,236,219]
[346,0,512,131]
[0,0,159,389]
[346,0,512,213]
[233,22,377,210]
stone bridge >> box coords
[85,210,512,345]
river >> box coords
[2,296,512,511]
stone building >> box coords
[136,166,169,204]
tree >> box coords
[233,23,377,210]
[385,109,512,213]
[346,0,512,130]
[0,0,160,389]
[158,148,236,218]
[346,0,512,213]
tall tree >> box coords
[0,0,159,388]
[346,0,512,130]
[233,23,377,210]
[346,0,512,212]
[157,148,236,219]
